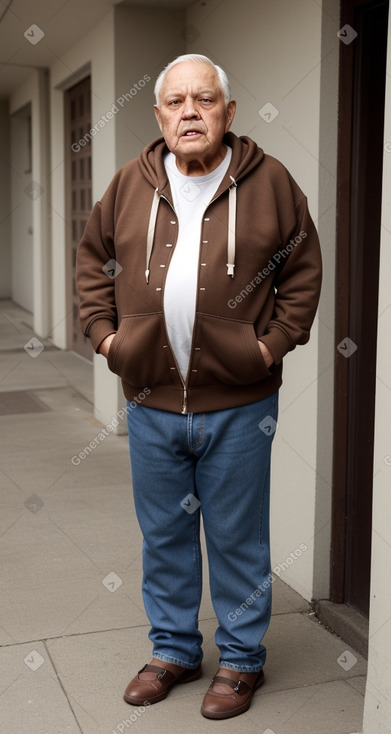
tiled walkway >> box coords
[0,300,365,733]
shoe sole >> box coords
[200,670,265,720]
[123,666,202,706]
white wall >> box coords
[50,9,121,425]
[50,10,117,351]
[186,0,337,601]
[313,0,339,599]
[363,11,391,733]
[9,70,51,334]
[0,99,12,299]
[113,4,186,168]
[10,105,33,313]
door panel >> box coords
[332,0,388,617]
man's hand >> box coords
[258,340,274,369]
[99,333,116,358]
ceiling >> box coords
[0,0,196,98]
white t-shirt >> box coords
[163,147,232,380]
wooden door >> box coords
[332,0,389,616]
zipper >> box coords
[182,386,188,415]
[153,183,234,414]
[159,194,189,414]
[163,326,188,414]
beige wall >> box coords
[10,104,33,313]
[0,99,11,299]
[113,4,186,169]
[363,10,391,732]
[313,0,340,600]
[49,10,122,423]
[186,0,339,601]
[9,70,50,334]
[50,10,116,352]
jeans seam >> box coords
[195,413,205,449]
[187,413,194,454]
[193,509,202,612]
[153,653,200,669]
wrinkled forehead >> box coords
[160,61,222,99]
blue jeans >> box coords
[126,393,278,673]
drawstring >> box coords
[227,176,237,277]
[145,188,160,283]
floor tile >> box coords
[0,641,80,733]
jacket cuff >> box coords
[87,318,117,353]
[257,328,293,366]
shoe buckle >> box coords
[157,669,167,679]
[234,680,243,692]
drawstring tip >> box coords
[145,269,150,284]
[226,263,235,277]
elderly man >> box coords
[76,53,322,720]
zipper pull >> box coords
[181,387,188,415]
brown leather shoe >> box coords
[201,669,265,719]
[123,662,202,706]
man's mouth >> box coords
[181,129,203,136]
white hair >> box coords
[154,53,231,106]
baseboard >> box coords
[314,600,368,659]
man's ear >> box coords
[154,105,163,132]
[225,100,236,132]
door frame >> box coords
[331,0,388,608]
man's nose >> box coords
[182,97,200,118]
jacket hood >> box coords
[138,132,265,283]
[138,131,264,191]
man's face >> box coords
[154,61,236,174]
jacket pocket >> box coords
[191,313,272,386]
[107,313,169,387]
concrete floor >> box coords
[0,300,365,734]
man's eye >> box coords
[169,100,180,106]
[200,98,212,103]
